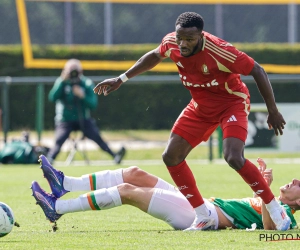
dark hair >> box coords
[175,12,204,31]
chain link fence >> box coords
[0,1,299,45]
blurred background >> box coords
[0,0,300,160]
[1,1,299,44]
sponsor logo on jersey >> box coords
[179,74,219,88]
[227,115,237,122]
[176,61,184,68]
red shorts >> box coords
[172,100,249,148]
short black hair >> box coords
[175,12,204,31]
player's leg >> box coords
[222,134,275,198]
[83,118,126,165]
[221,101,274,194]
[221,104,291,231]
[31,180,122,223]
[123,166,177,192]
[163,134,215,231]
[162,101,218,230]
[46,122,73,162]
[31,180,195,230]
[223,135,290,230]
[39,155,175,198]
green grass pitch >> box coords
[0,152,300,249]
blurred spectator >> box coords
[47,59,125,164]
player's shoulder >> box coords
[203,31,235,49]
[161,31,177,46]
[202,31,241,62]
[203,31,239,55]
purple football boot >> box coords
[31,181,62,223]
[39,155,69,198]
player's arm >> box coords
[262,202,277,230]
[249,62,286,136]
[261,174,277,230]
[93,47,165,96]
[255,158,277,229]
[125,47,165,79]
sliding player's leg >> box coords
[39,155,175,199]
[31,181,195,230]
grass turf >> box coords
[1,155,300,249]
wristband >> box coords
[119,73,129,83]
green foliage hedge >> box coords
[1,43,300,76]
[0,44,300,130]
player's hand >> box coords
[267,111,286,136]
[93,77,123,96]
[257,157,273,186]
[257,157,266,172]
[263,169,273,186]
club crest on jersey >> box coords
[201,64,209,74]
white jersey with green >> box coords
[210,197,297,229]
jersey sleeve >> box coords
[222,45,254,75]
[158,32,176,58]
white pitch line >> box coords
[54,158,300,167]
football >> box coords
[0,202,15,237]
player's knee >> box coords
[162,150,184,166]
[162,151,169,165]
[162,151,174,166]
[117,183,136,200]
[124,166,151,183]
[224,153,244,170]
[125,166,144,179]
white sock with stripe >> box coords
[63,169,124,192]
[56,187,122,214]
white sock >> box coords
[55,187,122,214]
[63,169,124,192]
[154,178,177,193]
[55,197,83,214]
[265,198,280,212]
[194,203,209,217]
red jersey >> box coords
[159,31,255,118]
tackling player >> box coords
[31,155,298,231]
[93,12,288,230]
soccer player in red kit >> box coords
[93,12,289,231]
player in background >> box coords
[31,155,298,231]
[93,12,288,230]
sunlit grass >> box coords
[0,161,299,249]
[1,130,300,249]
